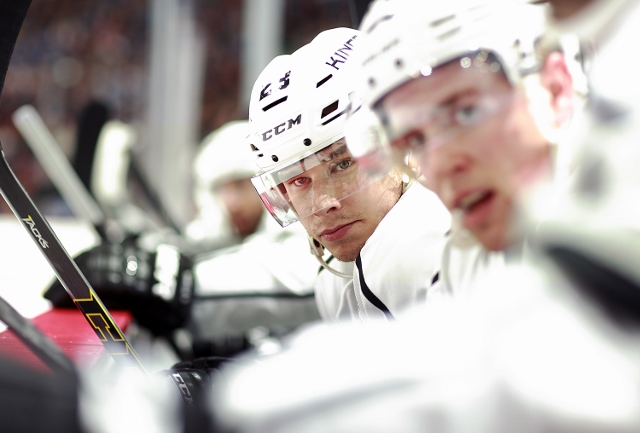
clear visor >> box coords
[346,103,421,184]
[252,138,389,227]
[365,51,520,185]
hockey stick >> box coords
[0,0,148,377]
[0,143,147,375]
[0,294,76,376]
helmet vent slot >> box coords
[365,14,393,34]
[437,26,460,41]
[263,96,288,112]
[321,100,339,119]
[430,14,455,28]
[316,74,333,88]
[321,108,347,126]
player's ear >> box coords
[539,51,574,127]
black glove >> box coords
[157,356,262,433]
[155,356,237,406]
[43,237,195,336]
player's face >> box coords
[380,59,552,251]
[282,139,403,261]
[217,178,264,238]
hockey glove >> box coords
[155,356,238,405]
[43,237,195,336]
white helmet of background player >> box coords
[186,119,266,250]
[193,120,253,214]
[351,0,551,178]
[248,27,382,228]
[361,0,545,103]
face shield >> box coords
[251,138,388,227]
[345,101,425,187]
[360,51,522,186]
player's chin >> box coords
[473,224,511,252]
[325,242,363,263]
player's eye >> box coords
[333,159,354,172]
[394,130,427,151]
[450,92,502,127]
[454,105,482,125]
[288,176,310,188]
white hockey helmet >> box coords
[193,120,252,213]
[249,27,380,227]
[347,0,550,179]
[359,0,546,108]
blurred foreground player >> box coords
[347,0,584,300]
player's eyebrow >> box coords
[315,141,348,162]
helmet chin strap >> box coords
[308,235,352,279]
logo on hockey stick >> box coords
[21,215,49,249]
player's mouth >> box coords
[319,222,356,242]
[454,189,495,229]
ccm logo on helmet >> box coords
[261,114,302,141]
[325,35,358,70]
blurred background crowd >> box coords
[0,0,352,216]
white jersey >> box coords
[189,218,321,343]
[211,259,640,433]
[315,182,450,323]
[427,238,507,303]
[314,258,356,321]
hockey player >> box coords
[344,0,583,298]
[184,120,270,254]
[247,27,451,322]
